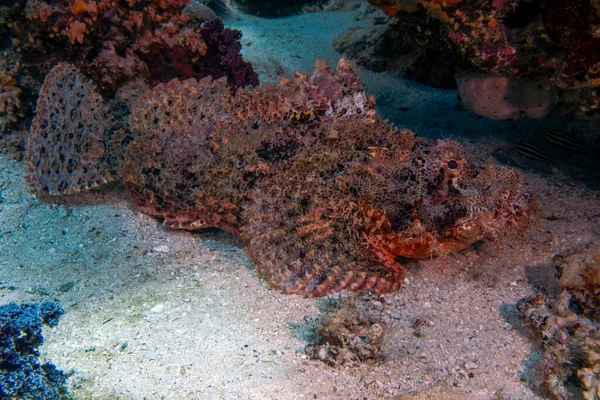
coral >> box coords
[518,240,600,399]
[456,71,555,120]
[366,0,600,116]
[25,63,116,195]
[542,0,600,89]
[0,56,23,129]
[1,0,258,131]
[369,0,519,73]
[333,10,459,89]
[305,296,386,367]
[26,59,536,297]
[0,301,67,400]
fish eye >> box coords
[447,160,458,170]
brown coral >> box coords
[305,297,386,367]
[25,59,536,297]
[25,63,116,195]
[518,241,600,399]
[2,0,257,134]
[0,56,24,129]
[368,0,518,73]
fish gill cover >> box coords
[24,57,536,298]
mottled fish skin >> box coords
[24,59,538,298]
[543,130,589,153]
[515,142,552,163]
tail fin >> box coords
[25,63,116,196]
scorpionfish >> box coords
[25,59,535,297]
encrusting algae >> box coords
[518,241,600,399]
[24,58,536,297]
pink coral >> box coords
[16,0,257,95]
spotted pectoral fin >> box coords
[26,63,116,196]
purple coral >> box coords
[202,19,259,89]
[0,301,67,400]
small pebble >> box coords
[153,245,170,253]
[150,303,165,312]
[464,362,479,370]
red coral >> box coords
[368,0,520,73]
[543,0,600,87]
[12,0,257,97]
[368,0,600,91]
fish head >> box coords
[351,138,535,259]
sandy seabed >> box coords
[1,3,599,399]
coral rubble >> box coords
[24,59,536,297]
[518,240,600,399]
[0,301,67,400]
[304,295,386,367]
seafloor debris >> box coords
[24,58,535,297]
[518,240,600,399]
[304,295,386,367]
[0,301,68,400]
